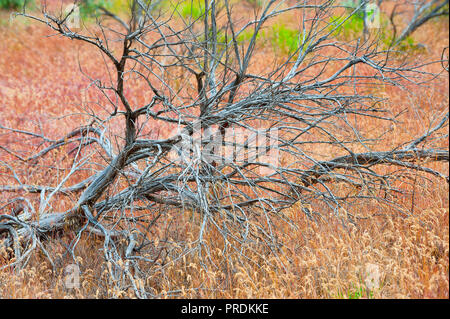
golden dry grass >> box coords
[0,2,448,299]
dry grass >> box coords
[0,2,448,298]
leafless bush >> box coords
[0,0,448,298]
[385,0,448,45]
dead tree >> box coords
[0,0,448,298]
[387,0,449,45]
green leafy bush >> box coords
[270,24,300,55]
[236,28,258,43]
[0,0,30,10]
[329,9,402,49]
[329,14,365,39]
[79,0,111,18]
[178,0,205,20]
[229,23,301,56]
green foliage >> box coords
[262,23,301,54]
[236,28,258,42]
[107,0,130,15]
[393,36,427,53]
[99,0,156,16]
[340,0,359,8]
[329,1,384,40]
[229,23,301,56]
[178,0,205,20]
[329,8,409,50]
[0,0,31,10]
[336,285,374,299]
[246,0,264,8]
[329,14,364,39]
[79,0,112,18]
[269,24,301,55]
